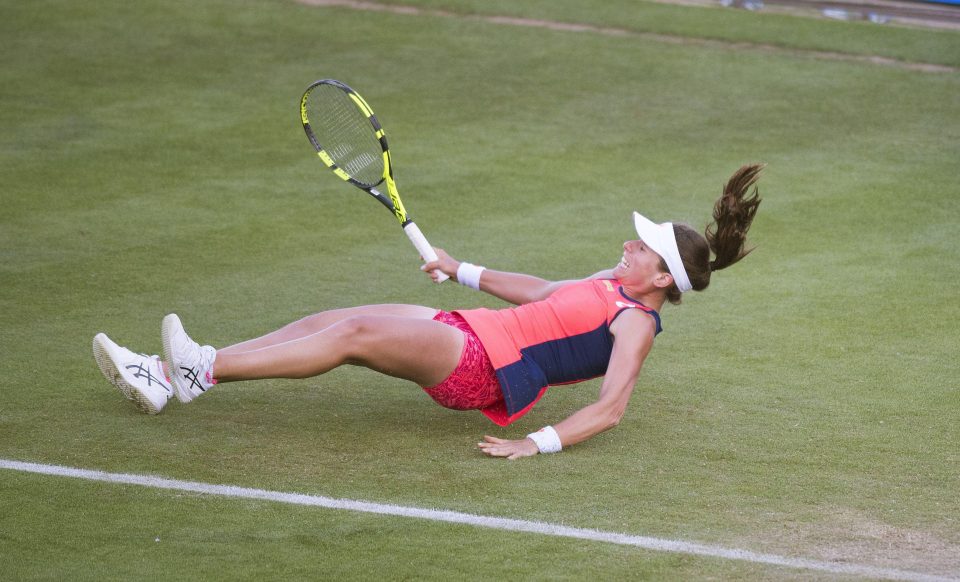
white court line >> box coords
[2,458,955,582]
[299,0,957,74]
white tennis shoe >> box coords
[92,333,173,415]
[162,313,217,403]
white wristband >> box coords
[456,262,486,290]
[527,426,562,454]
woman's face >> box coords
[613,239,670,289]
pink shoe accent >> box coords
[156,359,172,383]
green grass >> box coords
[1,0,959,579]
[374,0,960,68]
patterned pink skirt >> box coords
[422,311,503,411]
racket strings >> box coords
[308,85,385,187]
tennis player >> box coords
[93,164,763,459]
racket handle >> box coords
[403,221,450,283]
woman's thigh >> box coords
[219,304,439,355]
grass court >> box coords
[1,0,958,578]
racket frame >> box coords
[300,79,447,282]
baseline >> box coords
[1,459,955,581]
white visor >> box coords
[632,212,692,293]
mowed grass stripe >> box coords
[299,0,959,72]
[2,459,955,582]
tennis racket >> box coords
[300,79,448,282]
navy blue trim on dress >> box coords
[616,286,662,335]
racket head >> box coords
[300,79,389,189]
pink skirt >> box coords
[422,311,503,411]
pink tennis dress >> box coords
[452,279,662,426]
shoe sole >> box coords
[128,386,164,415]
[161,313,195,404]
[93,333,133,400]
[92,333,164,415]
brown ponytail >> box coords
[706,164,763,272]
[663,164,764,305]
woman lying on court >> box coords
[93,164,763,459]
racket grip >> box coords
[403,221,450,283]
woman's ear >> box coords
[653,272,674,289]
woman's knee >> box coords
[331,316,382,360]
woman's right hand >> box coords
[422,248,460,283]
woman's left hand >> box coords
[477,435,539,460]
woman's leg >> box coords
[213,313,464,388]
[217,304,438,355]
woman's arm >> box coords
[424,248,584,305]
[476,270,575,305]
[478,309,656,459]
